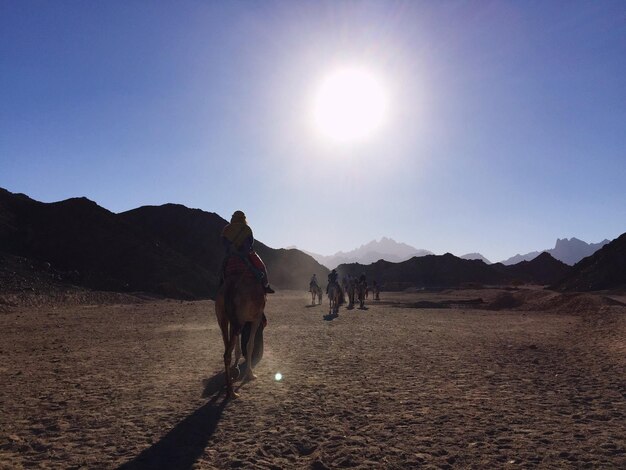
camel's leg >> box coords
[234,332,242,367]
[224,322,239,399]
[216,293,238,396]
[243,316,262,381]
[216,293,229,348]
[218,316,229,349]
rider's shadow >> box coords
[201,372,227,398]
[118,390,227,470]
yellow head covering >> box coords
[223,210,252,250]
[230,210,247,224]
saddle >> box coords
[223,253,264,282]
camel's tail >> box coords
[224,281,242,336]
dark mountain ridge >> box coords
[553,233,626,291]
[337,251,572,290]
[501,237,610,265]
[2,187,621,296]
[492,252,571,286]
[0,188,328,298]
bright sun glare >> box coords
[313,67,388,144]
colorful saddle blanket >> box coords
[224,253,263,281]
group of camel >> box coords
[315,278,381,314]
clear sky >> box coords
[1,1,625,262]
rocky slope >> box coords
[0,188,328,299]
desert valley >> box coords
[1,189,625,469]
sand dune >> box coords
[1,289,625,468]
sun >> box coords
[313,66,388,144]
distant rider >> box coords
[327,269,338,293]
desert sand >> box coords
[1,288,625,469]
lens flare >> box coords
[274,372,283,381]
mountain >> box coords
[551,237,611,265]
[492,252,572,286]
[460,253,492,264]
[501,238,610,266]
[0,189,205,297]
[121,204,328,292]
[306,237,433,269]
[337,251,575,290]
[0,188,328,299]
[336,253,506,290]
[553,232,626,291]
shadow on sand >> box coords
[323,312,338,321]
[118,373,231,470]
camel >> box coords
[310,283,322,305]
[358,281,367,309]
[327,282,342,315]
[347,280,356,308]
[215,275,266,399]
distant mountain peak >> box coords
[304,238,433,269]
[501,237,611,266]
[460,253,492,264]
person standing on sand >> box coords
[221,210,275,294]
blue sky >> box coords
[1,1,624,262]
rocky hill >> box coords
[121,204,328,291]
[460,253,492,264]
[0,188,328,299]
[337,251,573,290]
[501,237,610,265]
[553,232,626,291]
[492,252,572,286]
[336,253,506,290]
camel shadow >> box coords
[305,304,320,308]
[118,390,227,470]
[201,371,227,398]
[323,312,338,321]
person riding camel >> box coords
[221,210,275,294]
[310,274,318,289]
[327,269,338,294]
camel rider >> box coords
[327,269,338,293]
[221,210,275,294]
[359,272,367,287]
[310,274,318,289]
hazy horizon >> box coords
[2,1,625,262]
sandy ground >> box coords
[1,288,625,469]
